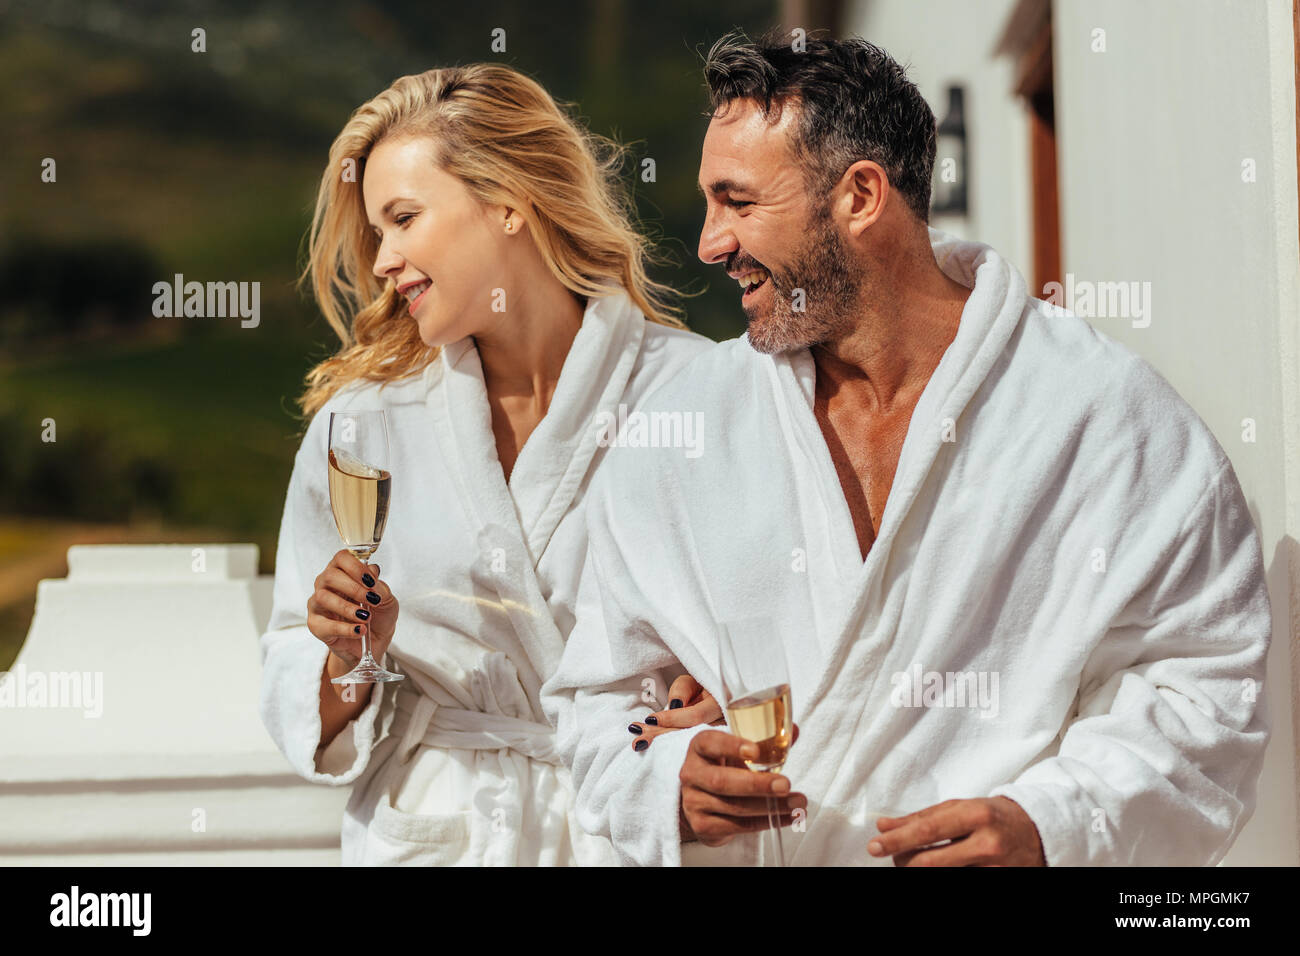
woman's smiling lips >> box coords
[397,278,432,314]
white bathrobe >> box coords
[542,231,1272,867]
[259,291,710,865]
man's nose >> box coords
[697,208,736,266]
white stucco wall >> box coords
[848,0,1032,275]
[848,0,1300,864]
[1052,0,1299,866]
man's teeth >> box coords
[404,281,430,302]
[738,270,769,289]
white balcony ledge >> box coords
[0,544,347,866]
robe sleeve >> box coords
[988,460,1272,865]
[542,484,714,867]
[258,406,391,786]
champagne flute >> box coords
[718,617,793,867]
[327,410,404,684]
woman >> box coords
[259,64,716,865]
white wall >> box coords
[848,0,1300,864]
[848,0,1032,275]
[1052,0,1299,865]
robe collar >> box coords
[429,290,645,565]
[422,291,646,690]
[768,231,1030,709]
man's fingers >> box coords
[689,809,802,845]
[688,789,807,818]
[868,799,978,857]
[690,728,761,765]
[683,760,792,798]
[892,835,986,867]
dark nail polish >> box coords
[362,573,375,587]
[354,625,361,634]
[634,739,648,752]
[355,608,370,620]
[628,724,642,735]
[644,715,658,725]
[366,591,381,604]
[669,699,683,709]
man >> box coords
[541,32,1271,866]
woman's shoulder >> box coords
[300,361,436,447]
[322,362,434,415]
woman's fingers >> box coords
[645,680,724,730]
[307,552,396,653]
[312,580,374,625]
[665,674,703,709]
[626,720,683,751]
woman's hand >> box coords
[307,549,399,672]
[627,674,726,752]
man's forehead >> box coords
[699,98,798,184]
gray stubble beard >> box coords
[744,199,865,356]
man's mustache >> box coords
[726,252,768,275]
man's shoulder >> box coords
[623,320,738,406]
[1014,297,1231,478]
[634,333,761,411]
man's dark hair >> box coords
[703,30,937,222]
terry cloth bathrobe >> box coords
[542,231,1272,867]
[259,291,710,865]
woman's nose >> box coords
[372,238,402,280]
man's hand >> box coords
[867,796,1046,866]
[679,727,805,846]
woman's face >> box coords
[363,136,509,347]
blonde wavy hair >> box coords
[295,63,687,422]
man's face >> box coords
[697,98,861,354]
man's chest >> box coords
[814,404,914,559]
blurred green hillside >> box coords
[0,0,776,668]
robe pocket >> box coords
[362,798,473,866]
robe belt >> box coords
[390,686,561,767]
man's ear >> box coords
[838,160,890,238]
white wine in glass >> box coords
[718,618,793,866]
[725,682,792,773]
[327,410,403,684]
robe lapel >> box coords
[507,293,645,564]
[775,240,1029,713]
[425,293,645,706]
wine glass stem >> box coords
[767,796,786,867]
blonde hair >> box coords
[296,63,686,422]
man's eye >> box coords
[727,200,753,209]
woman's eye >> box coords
[395,213,415,227]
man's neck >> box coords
[812,260,971,416]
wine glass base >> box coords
[331,660,405,684]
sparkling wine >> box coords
[726,683,792,773]
[328,447,391,559]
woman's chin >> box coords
[415,316,466,349]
